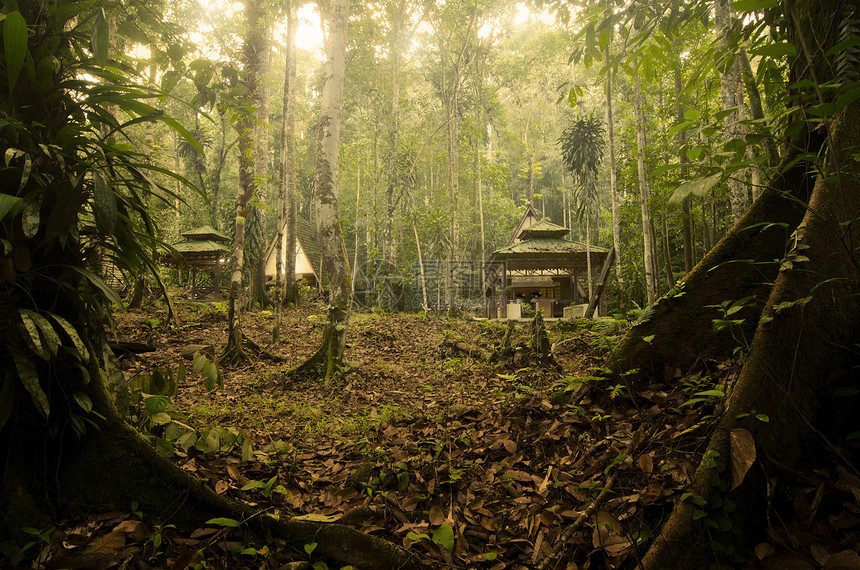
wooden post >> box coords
[585,247,615,319]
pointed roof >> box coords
[181,225,230,243]
[263,215,323,283]
[508,204,542,245]
[519,218,570,240]
[489,205,609,268]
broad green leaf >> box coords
[0,371,17,431]
[161,70,179,93]
[683,109,701,122]
[17,153,31,192]
[731,0,779,10]
[750,42,796,59]
[150,367,166,394]
[196,428,220,453]
[91,8,109,66]
[21,309,60,358]
[432,522,454,553]
[599,27,610,53]
[73,391,93,413]
[9,344,49,419]
[206,517,241,528]
[241,438,253,461]
[3,11,27,96]
[694,389,725,398]
[161,116,203,156]
[49,313,90,364]
[176,359,185,386]
[144,394,169,415]
[150,412,171,426]
[18,310,47,360]
[670,173,722,203]
[92,170,117,235]
[154,437,174,457]
[176,431,198,451]
[0,193,22,220]
[69,266,123,308]
[21,192,42,238]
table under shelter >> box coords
[484,212,612,319]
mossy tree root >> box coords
[608,145,815,380]
[289,305,348,382]
[640,106,860,568]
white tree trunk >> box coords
[310,0,352,380]
[605,52,623,286]
[717,0,749,223]
[635,70,656,305]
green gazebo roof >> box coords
[181,225,230,243]
[518,219,571,240]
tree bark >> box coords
[224,0,267,363]
[627,2,857,565]
[606,47,623,287]
[248,20,271,310]
[274,1,298,342]
[634,69,656,305]
[717,0,750,223]
[292,0,352,382]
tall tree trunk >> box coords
[249,28,271,309]
[717,0,749,223]
[616,3,859,565]
[381,0,404,311]
[293,0,352,382]
[739,49,775,202]
[352,164,361,292]
[173,131,182,240]
[662,215,675,289]
[586,204,593,300]
[675,67,694,274]
[634,70,656,305]
[606,48,623,287]
[274,0,298,342]
[224,0,266,363]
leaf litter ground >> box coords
[18,300,860,570]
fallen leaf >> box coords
[429,505,445,525]
[730,428,756,490]
[638,453,654,473]
[591,511,630,557]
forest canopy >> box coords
[1,0,859,568]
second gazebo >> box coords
[484,206,611,319]
[167,225,230,299]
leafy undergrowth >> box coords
[7,299,860,569]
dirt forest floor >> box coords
[13,298,860,570]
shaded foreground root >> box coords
[59,422,422,570]
[632,109,860,566]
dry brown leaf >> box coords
[113,520,150,542]
[638,453,654,473]
[730,428,756,490]
[429,504,445,525]
[823,549,860,569]
[82,530,125,554]
[591,511,631,557]
[215,480,229,494]
[755,543,776,560]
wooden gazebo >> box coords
[165,225,230,299]
[484,207,612,319]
